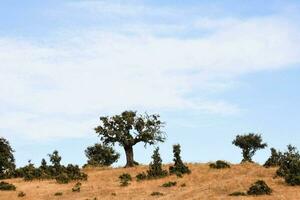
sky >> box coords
[1,0,300,167]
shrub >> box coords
[136,172,147,181]
[232,133,267,163]
[54,192,63,196]
[56,173,70,184]
[229,191,246,196]
[147,148,168,179]
[72,182,82,192]
[0,181,16,191]
[151,192,164,196]
[264,148,282,168]
[119,173,132,186]
[85,143,120,167]
[65,164,88,181]
[180,183,186,187]
[169,144,191,175]
[209,160,230,169]
[18,191,26,197]
[162,181,177,187]
[247,180,272,195]
[276,145,300,186]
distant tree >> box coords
[95,111,165,167]
[85,143,120,166]
[147,147,168,178]
[48,150,62,175]
[169,144,191,175]
[0,137,15,179]
[232,133,267,163]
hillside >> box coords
[0,163,299,200]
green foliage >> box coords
[247,180,272,195]
[169,144,191,175]
[162,181,177,187]
[232,133,267,163]
[229,191,247,196]
[0,181,16,191]
[56,173,70,184]
[72,182,82,192]
[136,172,147,181]
[151,192,164,196]
[264,148,282,168]
[18,191,26,197]
[209,160,230,169]
[0,137,16,179]
[85,143,120,167]
[119,173,132,186]
[276,145,300,186]
[147,148,168,179]
[94,111,166,167]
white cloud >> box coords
[1,3,300,139]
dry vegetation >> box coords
[0,163,300,200]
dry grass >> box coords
[0,163,299,200]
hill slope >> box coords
[0,163,299,200]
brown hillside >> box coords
[0,163,299,200]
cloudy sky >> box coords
[1,0,300,167]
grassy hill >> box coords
[0,163,299,200]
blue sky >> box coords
[1,0,300,167]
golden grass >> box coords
[0,163,299,200]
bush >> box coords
[18,191,26,197]
[72,182,82,192]
[264,148,282,168]
[56,173,70,184]
[209,160,230,169]
[65,164,88,181]
[276,145,300,186]
[162,181,177,187]
[0,181,16,191]
[54,192,63,196]
[229,191,246,196]
[85,143,120,167]
[136,172,147,181]
[151,192,164,196]
[247,180,272,195]
[169,144,191,175]
[232,133,267,163]
[119,173,132,186]
[147,148,168,179]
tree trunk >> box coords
[124,145,138,168]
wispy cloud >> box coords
[1,1,300,139]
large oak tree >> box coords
[94,111,165,167]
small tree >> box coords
[48,150,62,176]
[232,133,267,163]
[95,111,165,167]
[0,137,15,179]
[85,143,120,166]
[169,144,191,175]
[147,147,168,178]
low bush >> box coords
[72,182,82,192]
[229,191,246,196]
[0,181,16,191]
[54,192,63,196]
[247,180,272,195]
[56,173,70,184]
[147,148,168,179]
[151,192,164,196]
[136,172,147,181]
[180,183,186,187]
[18,191,26,197]
[162,181,177,187]
[119,173,132,186]
[209,160,230,169]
